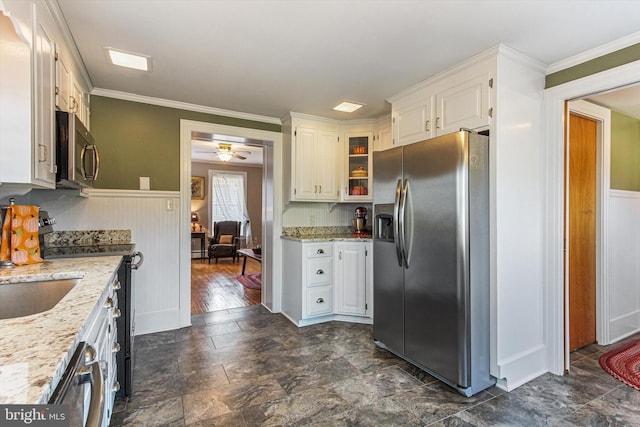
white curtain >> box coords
[209,171,251,245]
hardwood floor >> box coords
[190,256,261,314]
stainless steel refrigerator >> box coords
[373,130,495,397]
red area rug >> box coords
[237,272,262,290]
[599,338,640,390]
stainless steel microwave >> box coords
[55,111,99,189]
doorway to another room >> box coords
[190,136,264,314]
[179,119,282,327]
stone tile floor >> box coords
[111,306,640,426]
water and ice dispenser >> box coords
[374,204,394,241]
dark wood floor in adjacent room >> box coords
[191,256,261,314]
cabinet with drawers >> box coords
[282,239,372,327]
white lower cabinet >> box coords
[80,270,119,427]
[334,242,367,316]
[282,239,372,326]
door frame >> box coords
[543,60,640,375]
[565,100,611,364]
[178,120,283,327]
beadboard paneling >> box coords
[21,189,181,335]
[283,202,372,227]
[608,190,640,342]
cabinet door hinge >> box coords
[55,86,59,95]
[54,50,58,61]
[365,303,368,310]
[294,188,297,195]
[489,77,494,88]
[294,130,297,137]
[488,107,494,118]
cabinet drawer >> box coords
[305,286,333,317]
[305,244,332,258]
[306,258,332,286]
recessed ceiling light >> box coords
[333,101,364,113]
[105,47,152,71]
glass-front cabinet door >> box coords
[343,132,373,201]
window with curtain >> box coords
[208,170,251,245]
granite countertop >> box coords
[281,226,373,242]
[281,233,372,242]
[0,256,123,404]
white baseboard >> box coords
[135,308,183,336]
[495,344,546,391]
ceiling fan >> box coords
[195,143,251,161]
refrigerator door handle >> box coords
[393,178,403,266]
[399,178,410,268]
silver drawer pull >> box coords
[113,342,121,353]
[316,269,324,275]
[316,298,324,304]
[113,280,121,290]
[113,381,121,392]
[317,249,324,254]
[104,298,114,309]
[113,308,122,319]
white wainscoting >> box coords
[608,190,640,342]
[27,189,182,336]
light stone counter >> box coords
[281,226,372,242]
[280,233,372,242]
[0,256,123,404]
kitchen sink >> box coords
[0,278,79,320]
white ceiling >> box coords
[586,83,640,120]
[56,0,640,123]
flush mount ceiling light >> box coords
[105,47,152,71]
[333,101,365,113]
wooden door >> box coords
[568,113,597,351]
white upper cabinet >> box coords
[1,0,91,194]
[0,1,56,190]
[393,93,434,146]
[284,113,339,202]
[374,115,392,152]
[55,47,71,112]
[389,56,494,147]
[33,2,56,184]
[342,131,373,202]
[435,71,491,134]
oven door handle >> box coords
[84,345,104,427]
[131,251,144,270]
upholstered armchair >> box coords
[208,221,241,263]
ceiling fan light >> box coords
[218,152,232,161]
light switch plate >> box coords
[139,177,150,191]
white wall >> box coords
[491,49,546,390]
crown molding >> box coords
[546,31,640,74]
[90,88,282,125]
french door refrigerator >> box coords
[372,130,495,397]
